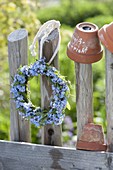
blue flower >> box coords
[20,65,29,76]
[18,111,24,117]
[46,119,53,124]
[51,75,59,83]
[38,58,46,64]
[52,85,61,94]
[35,107,42,113]
[34,115,42,121]
[22,102,32,111]
[51,85,56,91]
[58,91,65,99]
[53,95,58,101]
[15,100,23,109]
[39,68,46,75]
[60,98,67,108]
[17,95,24,101]
[16,85,26,92]
[50,102,52,108]
[25,111,35,117]
[32,62,40,71]
[30,114,43,126]
[26,111,34,117]
[14,74,26,84]
[46,69,55,77]
[30,118,40,127]
[59,113,65,119]
[62,85,69,92]
[46,113,54,124]
[52,101,60,109]
[53,115,63,125]
[57,78,64,85]
[11,86,19,98]
[29,68,38,76]
[47,66,57,73]
[39,64,46,71]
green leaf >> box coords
[66,101,71,110]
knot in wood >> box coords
[48,128,54,136]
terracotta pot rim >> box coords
[98,25,113,53]
[106,22,113,41]
[76,22,98,34]
[67,43,103,64]
[76,140,107,151]
[85,123,103,128]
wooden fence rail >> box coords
[0,27,113,169]
[0,140,113,170]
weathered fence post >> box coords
[67,22,106,150]
[8,29,31,142]
[98,22,113,151]
[105,48,113,152]
[75,63,93,140]
[39,29,62,146]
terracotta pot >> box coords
[76,123,107,151]
[98,22,113,53]
[67,22,103,64]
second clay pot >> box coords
[98,22,113,53]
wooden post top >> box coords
[8,29,28,42]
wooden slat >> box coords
[39,29,62,146]
[105,48,113,152]
[0,140,113,170]
[8,29,31,142]
[75,63,93,140]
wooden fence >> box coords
[0,28,113,169]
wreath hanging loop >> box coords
[11,20,70,127]
[29,20,61,65]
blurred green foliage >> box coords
[0,0,112,146]
[38,0,112,27]
[85,15,113,28]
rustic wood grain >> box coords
[0,140,113,170]
[105,48,113,152]
[75,63,93,140]
[8,29,31,142]
[38,29,62,146]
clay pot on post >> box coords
[67,22,103,64]
[67,22,106,151]
[76,123,107,151]
[98,22,113,53]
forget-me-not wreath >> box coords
[11,20,70,127]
